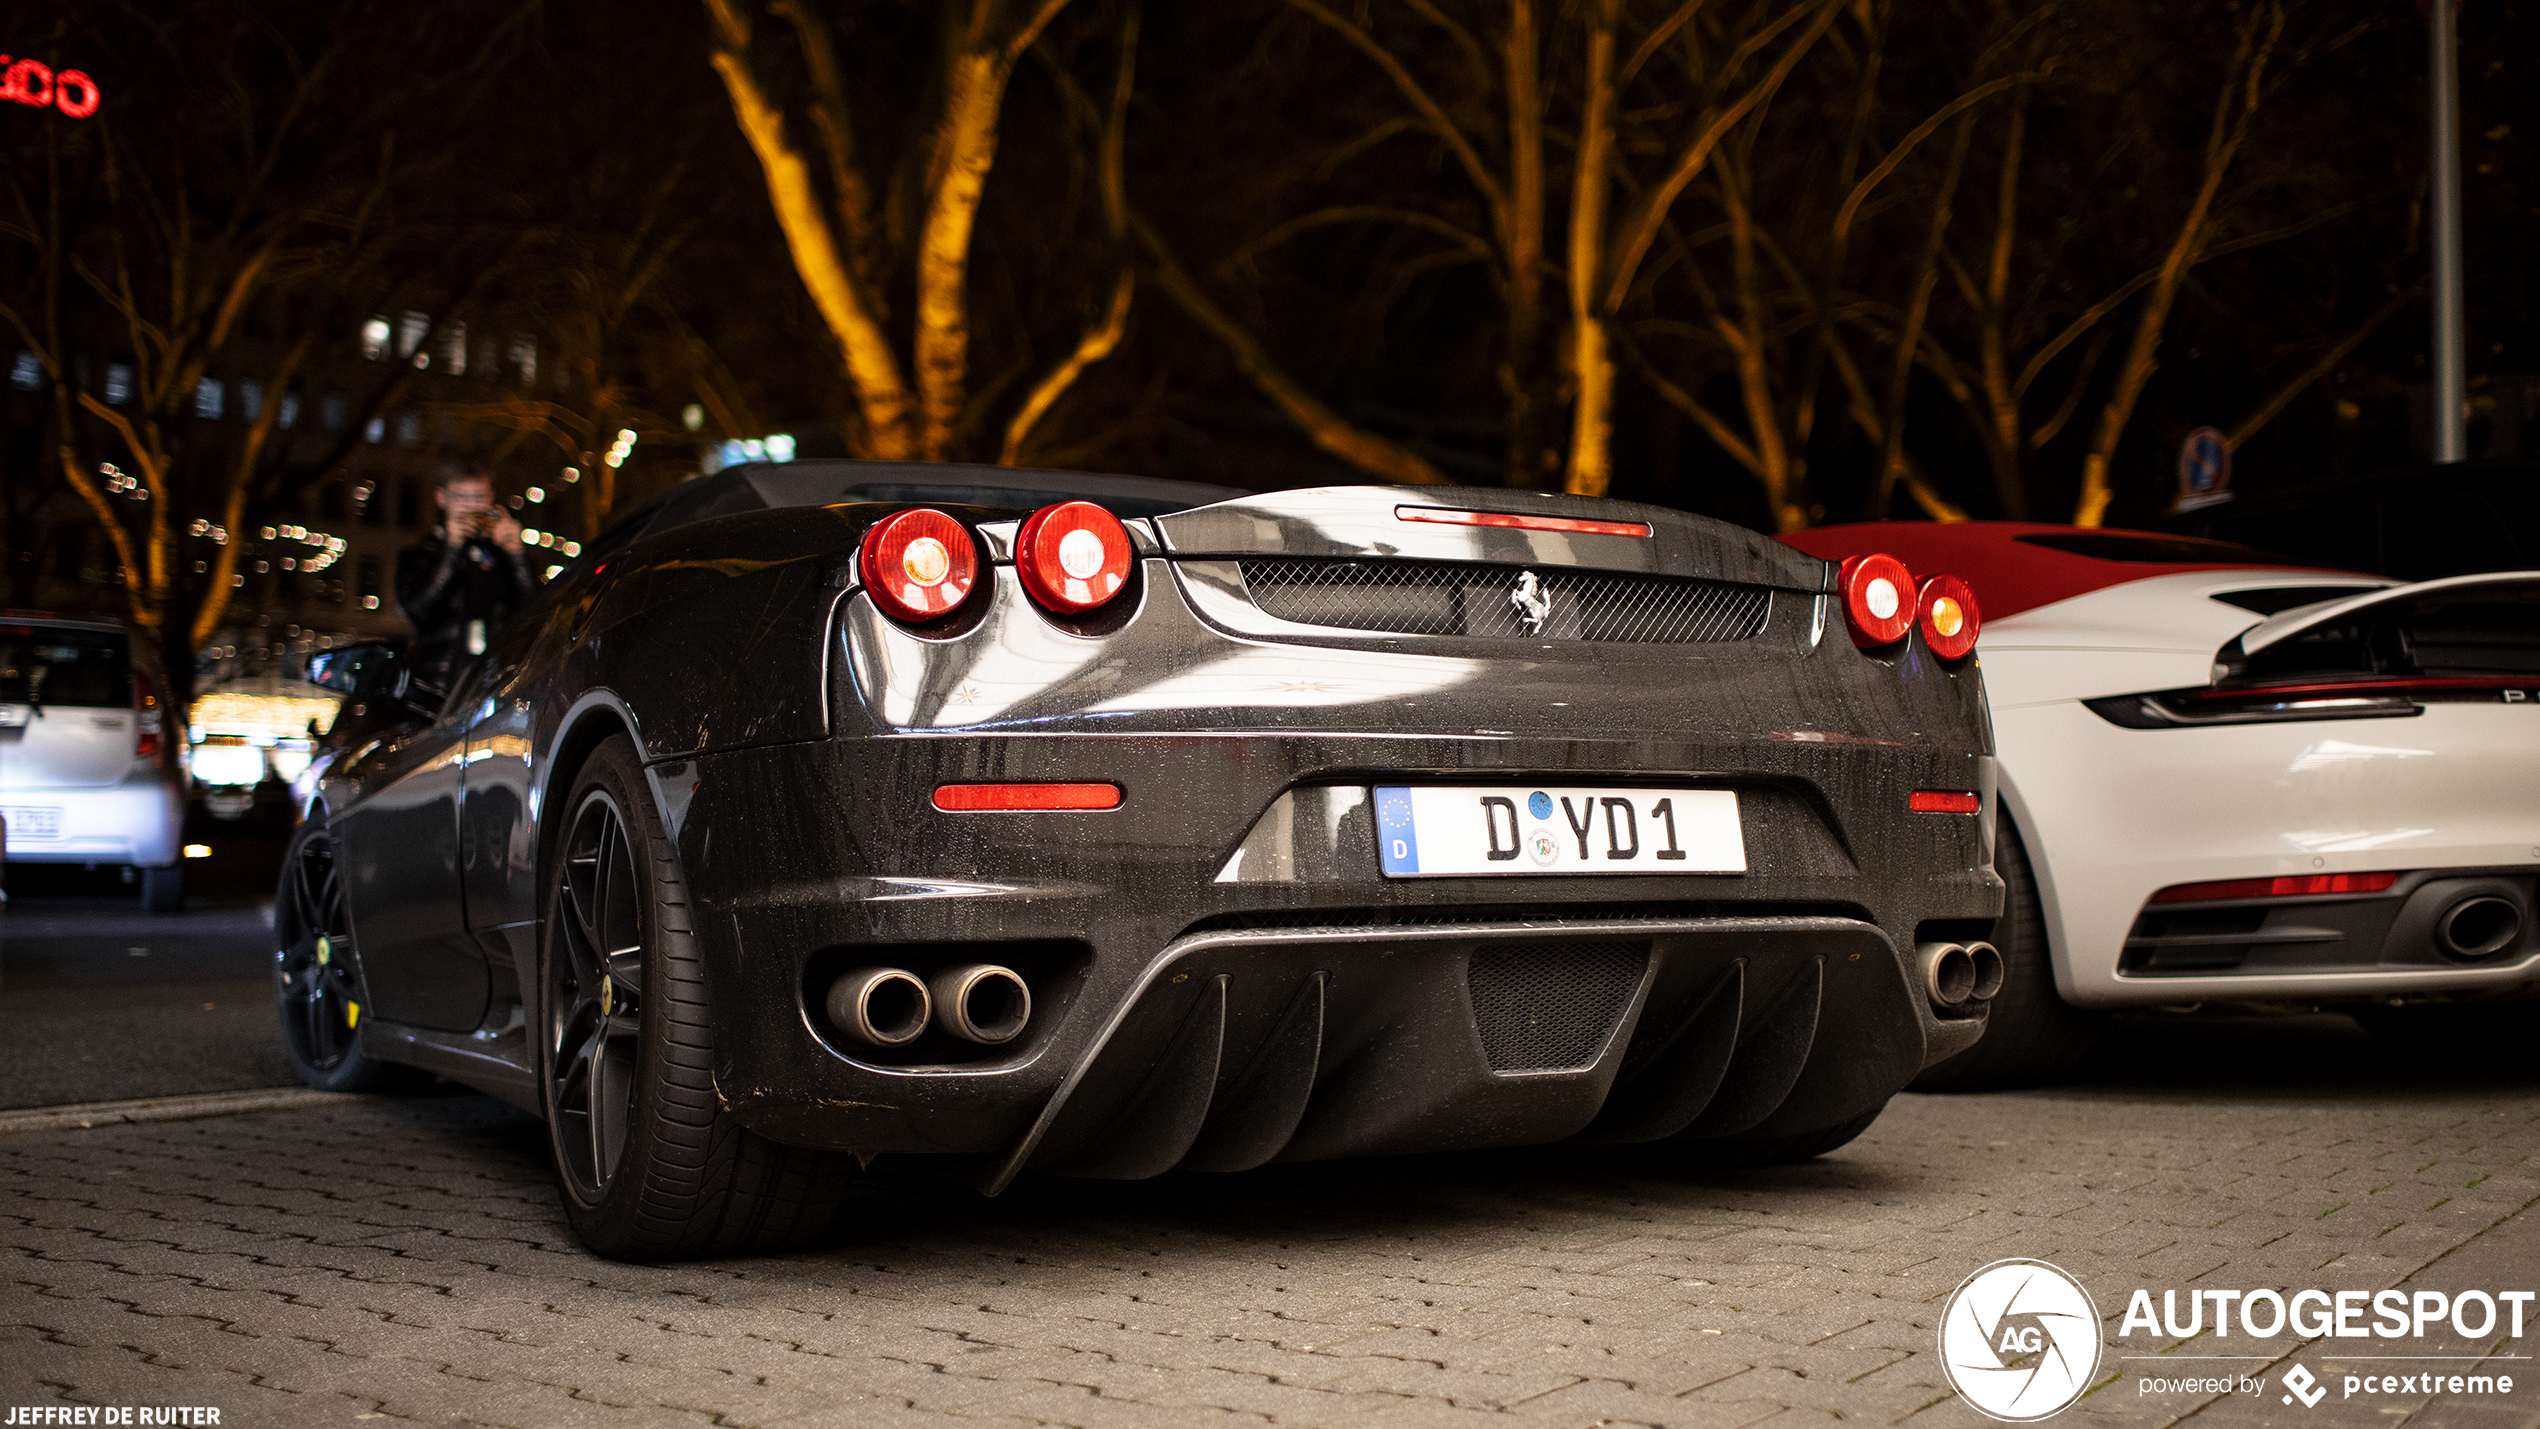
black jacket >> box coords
[397,529,534,690]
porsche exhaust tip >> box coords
[1917,941,1977,1010]
[2436,896,2523,960]
[1965,941,2006,1002]
[930,963,1032,1045]
[826,967,931,1048]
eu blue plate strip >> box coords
[1374,786,1419,875]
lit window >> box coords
[104,363,132,405]
[9,352,37,390]
[439,320,466,376]
[395,413,419,447]
[361,316,391,360]
[506,335,536,386]
[365,417,384,444]
[397,311,429,362]
[195,378,224,419]
[238,379,264,421]
[278,392,300,429]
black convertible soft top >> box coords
[592,460,1248,562]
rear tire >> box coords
[1908,811,2106,1092]
[1666,1102,1887,1168]
[141,864,184,914]
[539,735,852,1261]
[273,814,424,1094]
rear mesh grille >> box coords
[1466,940,1648,1072]
[1240,558,1770,643]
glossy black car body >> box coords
[296,461,2001,1246]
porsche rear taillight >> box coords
[859,508,979,623]
[1917,573,1981,661]
[1016,500,1134,614]
[133,667,163,766]
[1837,552,1915,647]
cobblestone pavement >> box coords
[4,1014,2536,1429]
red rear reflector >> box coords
[2150,871,2401,904]
[932,782,1123,812]
[1394,505,1652,538]
[1909,790,1980,814]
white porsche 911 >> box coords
[1786,522,2540,1086]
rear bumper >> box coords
[672,731,2002,1170]
[1998,699,2540,1007]
[0,778,183,865]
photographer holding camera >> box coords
[396,464,534,698]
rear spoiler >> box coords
[2213,570,2540,681]
[2231,571,2540,657]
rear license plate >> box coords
[2,805,63,840]
[1374,785,1743,877]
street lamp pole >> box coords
[2428,0,2467,463]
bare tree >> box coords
[0,1,533,711]
[704,0,1148,464]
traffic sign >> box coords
[2175,427,2233,512]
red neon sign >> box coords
[0,56,100,119]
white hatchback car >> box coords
[1787,523,2540,1085]
[0,614,189,911]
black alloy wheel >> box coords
[536,735,852,1260]
[545,780,647,1202]
[273,813,415,1093]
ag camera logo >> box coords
[1940,1259,2104,1421]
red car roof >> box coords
[1778,521,2355,620]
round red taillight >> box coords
[1917,573,1981,660]
[1015,500,1134,614]
[858,508,978,623]
[1837,552,1915,647]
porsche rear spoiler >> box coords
[2231,571,2540,657]
[2086,571,2540,729]
[2210,570,2540,683]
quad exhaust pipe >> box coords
[1917,940,2005,1011]
[826,967,932,1048]
[929,963,1033,1044]
[826,963,1033,1049]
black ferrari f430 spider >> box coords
[281,462,2003,1259]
